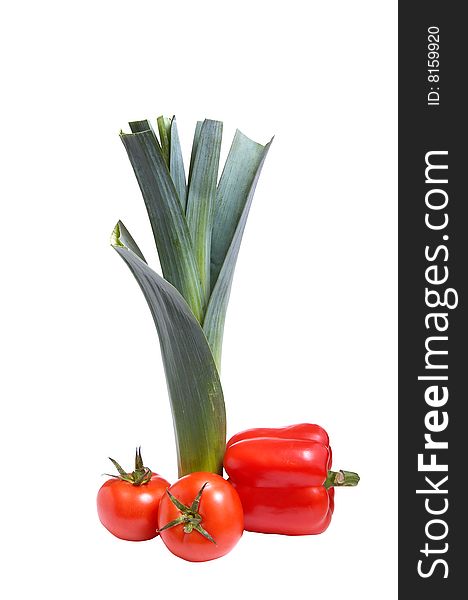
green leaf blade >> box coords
[210,130,268,291]
[157,116,172,167]
[203,136,273,369]
[120,129,204,322]
[186,119,223,306]
[188,121,203,188]
[129,120,155,135]
[111,220,146,263]
[169,118,187,211]
[112,225,226,477]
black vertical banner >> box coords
[399,3,466,596]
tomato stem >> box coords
[158,483,217,544]
[105,448,153,486]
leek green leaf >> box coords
[157,116,172,167]
[120,129,204,322]
[210,130,269,290]
[111,220,146,263]
[129,119,155,135]
[186,119,223,305]
[203,136,273,369]
[188,121,203,188]
[169,118,187,211]
[112,222,226,477]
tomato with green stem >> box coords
[158,472,244,562]
[97,448,170,541]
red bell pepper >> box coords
[223,423,359,536]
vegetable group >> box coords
[97,449,169,541]
[158,472,244,562]
[99,115,361,562]
[224,424,359,535]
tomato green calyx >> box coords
[105,447,153,486]
[158,483,217,544]
[324,470,360,489]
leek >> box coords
[113,116,271,476]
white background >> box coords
[1,1,397,598]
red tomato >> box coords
[97,450,170,541]
[97,473,169,541]
[158,472,244,562]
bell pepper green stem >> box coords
[324,470,360,489]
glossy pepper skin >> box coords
[224,424,336,536]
